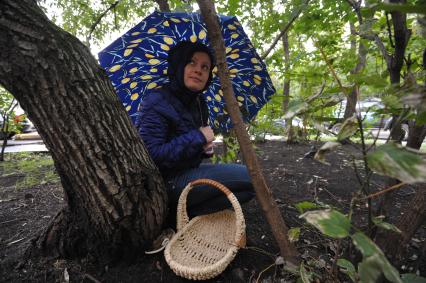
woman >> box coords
[135,41,255,219]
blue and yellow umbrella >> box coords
[98,11,275,132]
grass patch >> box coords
[0,152,60,189]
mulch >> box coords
[0,140,424,282]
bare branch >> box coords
[85,1,121,47]
[260,0,310,60]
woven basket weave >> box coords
[164,178,246,280]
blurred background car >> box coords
[329,99,409,140]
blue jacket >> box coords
[135,88,209,177]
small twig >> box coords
[331,239,341,277]
[296,239,330,249]
[320,187,348,206]
[51,191,63,201]
[0,218,24,225]
[256,263,275,283]
[245,246,276,259]
[351,155,363,186]
[83,273,102,283]
[362,182,406,200]
[316,42,344,91]
[7,237,25,246]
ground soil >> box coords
[0,140,424,282]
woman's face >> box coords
[183,51,211,92]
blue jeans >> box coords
[165,163,255,217]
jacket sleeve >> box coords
[136,96,206,170]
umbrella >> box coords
[98,11,275,132]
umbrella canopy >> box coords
[99,11,275,132]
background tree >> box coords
[0,87,18,161]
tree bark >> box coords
[197,0,300,265]
[344,22,367,120]
[0,0,168,260]
[155,0,171,12]
[388,0,411,141]
[282,33,295,143]
[378,185,426,262]
[406,48,426,149]
[406,120,426,149]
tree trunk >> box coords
[406,48,426,149]
[378,185,426,262]
[197,0,300,265]
[388,0,411,141]
[0,0,168,260]
[155,0,171,12]
[406,120,426,149]
[344,22,367,120]
[376,0,410,218]
[282,32,295,143]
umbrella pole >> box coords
[197,0,300,266]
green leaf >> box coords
[351,232,382,257]
[367,3,426,15]
[294,201,324,214]
[367,143,426,184]
[300,209,351,239]
[283,101,309,119]
[337,115,358,141]
[314,141,341,165]
[358,255,384,283]
[288,227,301,243]
[352,232,403,283]
[337,259,357,283]
[401,273,426,283]
[372,216,402,233]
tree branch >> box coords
[155,0,170,12]
[356,31,392,70]
[260,0,310,60]
[386,12,395,48]
[85,1,121,46]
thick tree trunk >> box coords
[378,185,426,262]
[0,1,168,260]
[197,0,300,265]
[406,121,426,149]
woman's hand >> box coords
[199,126,214,143]
[203,141,214,154]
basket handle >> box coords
[176,178,246,247]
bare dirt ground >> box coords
[0,140,424,282]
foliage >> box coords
[211,133,240,164]
[0,86,20,135]
[300,208,424,283]
[367,142,426,183]
[18,0,426,280]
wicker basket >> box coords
[164,178,246,280]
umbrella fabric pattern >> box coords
[99,11,275,132]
